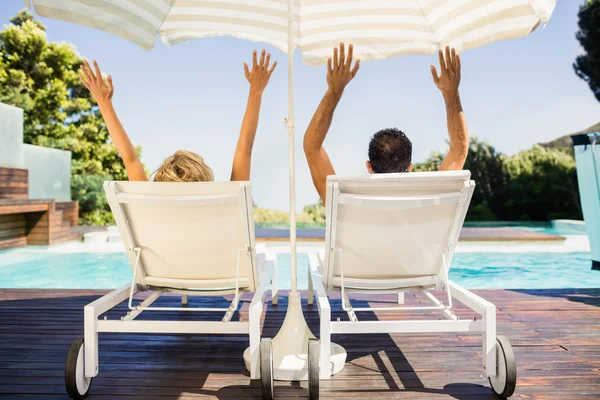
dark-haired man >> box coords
[303,43,469,202]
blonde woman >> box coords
[79,50,277,182]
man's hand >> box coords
[79,60,114,105]
[244,49,277,95]
[327,43,360,97]
[433,46,469,172]
[431,46,461,99]
[303,43,358,202]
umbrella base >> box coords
[244,290,346,381]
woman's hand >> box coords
[244,49,277,95]
[79,60,114,105]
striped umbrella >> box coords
[24,0,556,65]
[23,0,557,381]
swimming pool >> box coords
[463,221,587,236]
[0,247,596,290]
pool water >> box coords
[463,222,587,236]
[0,248,596,290]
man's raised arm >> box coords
[303,43,360,202]
[431,46,469,171]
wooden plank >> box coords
[0,236,26,250]
[0,166,28,176]
[0,213,26,223]
[0,175,27,183]
[0,192,28,200]
[0,204,48,215]
[0,227,26,240]
[0,211,26,249]
[0,199,52,206]
[0,219,26,229]
[25,211,50,245]
[0,168,28,200]
[54,201,78,226]
[0,181,28,188]
[0,187,29,193]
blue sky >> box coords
[1,1,598,211]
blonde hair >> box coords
[154,150,214,182]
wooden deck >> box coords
[1,288,599,399]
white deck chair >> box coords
[306,171,517,398]
[64,181,276,399]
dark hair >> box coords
[368,128,412,173]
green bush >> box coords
[301,200,326,225]
[502,146,581,221]
[253,202,327,228]
[80,209,114,226]
[414,138,582,221]
[71,174,113,225]
[463,138,507,220]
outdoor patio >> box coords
[1,288,598,399]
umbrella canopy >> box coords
[24,0,556,65]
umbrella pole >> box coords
[243,0,346,382]
[287,0,297,295]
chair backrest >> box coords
[104,181,257,291]
[322,171,475,291]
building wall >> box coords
[22,144,72,201]
[0,102,72,201]
[0,103,24,169]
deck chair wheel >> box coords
[65,337,93,399]
[260,338,274,400]
[308,338,320,399]
[488,335,517,398]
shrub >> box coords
[413,138,582,221]
[71,174,113,225]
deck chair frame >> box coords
[307,175,499,380]
[79,181,276,381]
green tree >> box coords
[414,137,506,220]
[0,10,141,224]
[503,146,581,221]
[574,0,600,102]
[71,174,115,225]
[302,199,326,225]
[463,138,506,220]
[413,138,581,221]
[252,200,326,228]
[412,151,443,172]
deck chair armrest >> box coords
[308,253,331,314]
[256,251,278,276]
[448,281,495,316]
[307,253,324,275]
[250,258,275,313]
[256,252,267,276]
[309,265,331,316]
